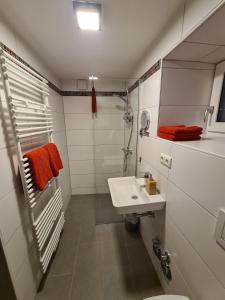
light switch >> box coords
[215,209,225,250]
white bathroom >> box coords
[0,1,225,300]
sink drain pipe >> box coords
[124,211,155,232]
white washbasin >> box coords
[108,176,165,214]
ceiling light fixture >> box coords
[73,1,101,31]
[89,75,98,80]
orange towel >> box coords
[43,143,63,177]
[159,125,202,136]
[24,148,53,191]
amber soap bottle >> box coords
[146,174,157,195]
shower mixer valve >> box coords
[122,147,133,155]
[123,111,133,123]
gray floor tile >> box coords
[70,242,104,300]
[48,237,78,277]
[102,265,137,300]
[37,194,163,300]
[36,275,72,300]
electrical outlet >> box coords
[160,153,172,169]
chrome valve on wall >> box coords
[152,238,172,281]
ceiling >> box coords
[0,0,183,80]
[166,3,225,64]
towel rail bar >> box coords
[17,129,53,139]
[11,96,51,108]
[16,125,53,133]
[8,76,48,97]
[0,50,48,83]
[16,121,53,127]
[0,48,64,278]
[12,109,51,117]
[11,86,43,103]
[15,116,53,121]
[11,102,51,112]
[6,66,49,92]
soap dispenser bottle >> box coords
[146,173,157,195]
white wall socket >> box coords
[160,153,172,169]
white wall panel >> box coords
[166,218,225,300]
[167,181,225,287]
[169,144,225,216]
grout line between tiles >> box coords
[67,226,82,300]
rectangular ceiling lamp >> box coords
[73,1,101,31]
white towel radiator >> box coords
[0,48,65,273]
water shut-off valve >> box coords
[152,238,172,281]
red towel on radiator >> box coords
[24,148,53,191]
[159,132,201,141]
[43,143,63,176]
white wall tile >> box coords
[169,144,225,217]
[0,147,17,199]
[94,129,124,145]
[72,187,96,195]
[129,87,139,112]
[66,130,94,146]
[139,136,172,178]
[96,186,109,194]
[13,256,36,300]
[159,105,207,128]
[63,96,90,113]
[94,145,123,160]
[96,172,123,188]
[5,226,29,280]
[94,114,124,130]
[71,174,95,189]
[166,217,225,300]
[70,160,95,175]
[97,97,125,114]
[0,189,24,244]
[139,70,161,109]
[49,90,64,113]
[161,68,214,106]
[65,113,93,130]
[0,100,15,150]
[68,145,94,161]
[95,159,123,174]
[140,215,197,300]
[52,112,66,132]
[167,181,225,287]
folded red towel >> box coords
[43,143,63,177]
[159,125,202,136]
[24,148,53,191]
[159,132,201,141]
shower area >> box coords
[63,78,140,195]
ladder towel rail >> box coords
[0,48,64,276]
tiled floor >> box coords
[36,194,163,300]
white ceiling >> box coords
[166,3,225,64]
[0,0,182,80]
